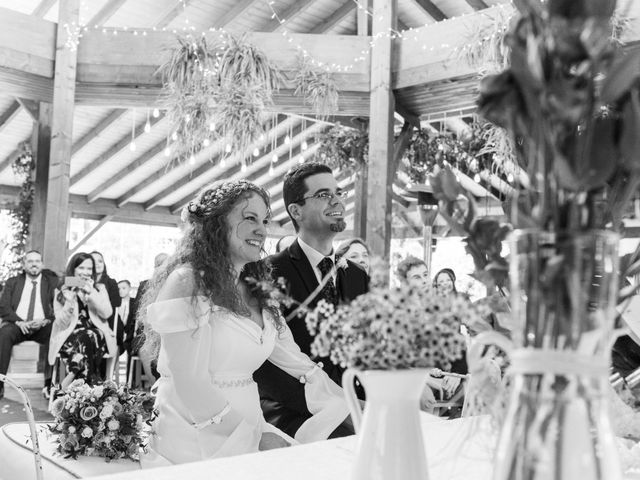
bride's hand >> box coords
[259,432,290,451]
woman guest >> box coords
[49,252,117,388]
[433,268,457,296]
[138,180,350,465]
[90,251,121,312]
[336,238,370,275]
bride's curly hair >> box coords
[139,180,282,360]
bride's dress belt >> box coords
[212,375,255,388]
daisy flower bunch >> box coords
[48,379,155,461]
[306,286,490,370]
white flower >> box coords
[100,404,114,419]
[107,420,120,431]
[68,426,76,434]
[81,426,93,438]
[93,386,104,398]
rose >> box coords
[92,386,104,398]
[99,405,114,420]
[81,426,93,438]
[112,402,124,415]
[107,420,120,431]
[80,406,98,421]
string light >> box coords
[272,153,279,163]
[507,172,515,183]
[164,147,171,157]
[152,108,160,118]
[171,132,178,141]
[189,154,196,165]
[225,144,232,153]
[203,138,210,147]
[474,173,481,183]
[220,158,227,168]
[209,122,216,131]
[144,110,151,133]
[301,140,308,151]
[253,147,260,157]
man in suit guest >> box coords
[0,250,58,399]
[254,162,369,438]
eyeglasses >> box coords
[296,190,348,203]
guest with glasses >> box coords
[254,162,369,439]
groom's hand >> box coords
[259,432,290,451]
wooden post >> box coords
[29,102,52,254]
[353,1,370,240]
[43,0,79,274]
[366,0,396,258]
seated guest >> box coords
[49,252,116,388]
[396,256,430,291]
[91,251,121,313]
[336,238,371,276]
[433,268,458,296]
[0,250,58,399]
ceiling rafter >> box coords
[71,108,128,157]
[463,0,489,10]
[309,1,356,34]
[409,0,447,21]
[211,0,259,29]
[31,0,57,17]
[166,117,312,213]
[86,140,166,203]
[0,101,22,133]
[87,0,128,27]
[16,98,39,122]
[70,112,165,186]
[262,0,317,32]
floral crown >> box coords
[182,180,268,221]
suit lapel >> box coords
[14,275,26,309]
[336,266,348,302]
[288,240,319,298]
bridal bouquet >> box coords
[305,286,490,370]
[49,380,155,461]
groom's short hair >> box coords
[283,162,333,231]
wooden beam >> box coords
[309,1,356,34]
[0,185,181,227]
[43,0,80,274]
[464,0,489,10]
[87,0,128,27]
[153,0,194,29]
[366,0,396,259]
[87,139,166,203]
[0,101,21,132]
[409,0,446,21]
[68,214,113,255]
[32,0,57,17]
[357,0,370,35]
[212,0,258,28]
[70,112,164,186]
[71,108,127,156]
[262,0,316,32]
[29,102,51,254]
[16,98,39,122]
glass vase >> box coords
[491,229,623,480]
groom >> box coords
[254,162,369,438]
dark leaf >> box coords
[619,89,640,172]
[600,49,640,105]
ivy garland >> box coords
[0,143,34,285]
[315,121,510,186]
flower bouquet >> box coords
[49,380,154,461]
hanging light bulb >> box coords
[184,114,191,123]
[269,165,275,176]
[298,157,304,164]
[301,140,308,151]
[203,138,210,147]
[474,173,481,183]
[144,120,151,133]
[129,142,136,152]
[220,158,226,168]
[209,122,216,131]
[189,154,196,165]
[507,172,515,183]
[272,153,279,163]
[152,108,160,118]
[284,135,291,145]
[171,132,178,141]
[225,144,232,153]
[241,163,247,173]
[252,147,260,157]
[259,133,265,141]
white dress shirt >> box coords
[15,274,45,321]
[297,238,336,284]
[118,297,130,326]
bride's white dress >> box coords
[143,295,349,465]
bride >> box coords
[138,180,350,465]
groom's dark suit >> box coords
[253,239,369,438]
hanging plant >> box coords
[159,33,282,162]
[461,7,513,73]
[0,142,34,285]
[293,55,339,119]
[315,122,368,176]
